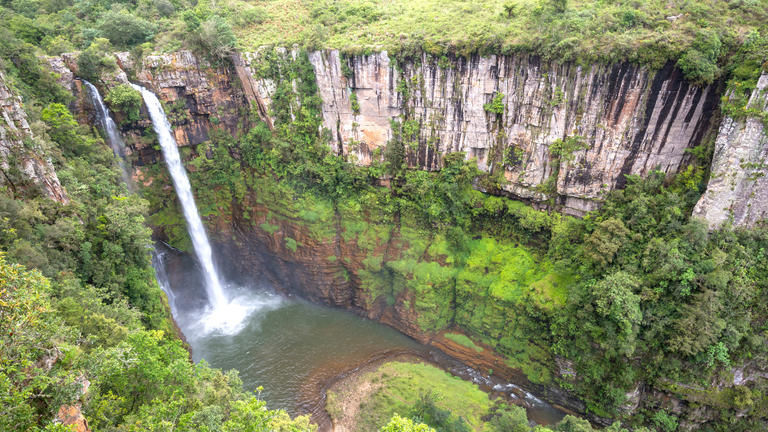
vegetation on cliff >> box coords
[134,47,768,430]
[0,56,315,429]
[2,0,768,430]
[2,0,768,84]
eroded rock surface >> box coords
[50,49,719,215]
[302,51,718,214]
[694,73,768,228]
[0,72,68,203]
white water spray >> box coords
[132,83,252,333]
[83,81,132,187]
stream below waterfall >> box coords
[155,245,567,429]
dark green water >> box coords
[183,293,425,415]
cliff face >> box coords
[304,51,718,214]
[693,73,768,228]
[56,49,717,215]
[52,49,721,215]
[0,72,68,203]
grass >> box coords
[445,332,484,352]
[220,0,767,79]
[329,361,496,431]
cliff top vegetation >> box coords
[1,0,767,86]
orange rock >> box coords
[55,404,90,432]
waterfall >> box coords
[151,249,177,316]
[83,81,132,187]
[130,83,228,310]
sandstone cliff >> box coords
[227,50,721,214]
[0,71,68,203]
[693,73,768,228]
[52,49,719,215]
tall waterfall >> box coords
[131,83,228,310]
[83,81,132,187]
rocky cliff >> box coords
[301,51,719,214]
[53,49,719,215]
[0,71,67,203]
[693,73,768,228]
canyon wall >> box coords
[300,51,719,215]
[0,71,67,203]
[693,73,768,228]
[54,49,719,215]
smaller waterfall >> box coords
[152,249,177,315]
[83,81,132,187]
[132,83,253,334]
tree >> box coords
[77,38,117,82]
[98,10,156,47]
[41,103,90,155]
[104,84,143,122]
[194,15,237,60]
[548,0,567,13]
[583,218,630,269]
[591,271,642,356]
[0,254,76,431]
[380,415,436,432]
[488,403,529,432]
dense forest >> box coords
[2,0,768,431]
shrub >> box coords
[77,38,116,82]
[194,15,237,60]
[98,9,156,47]
[483,92,504,115]
[677,30,722,84]
[104,84,143,122]
[350,91,360,114]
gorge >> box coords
[2,2,768,432]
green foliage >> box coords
[98,9,156,47]
[487,402,529,432]
[444,332,483,352]
[676,29,722,84]
[330,361,497,431]
[483,92,505,115]
[104,84,143,123]
[41,103,91,155]
[76,38,117,83]
[228,0,765,80]
[0,25,70,105]
[0,254,77,432]
[350,91,360,114]
[551,172,768,420]
[549,135,588,162]
[380,415,435,432]
[651,410,678,432]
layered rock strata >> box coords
[52,49,719,215]
[694,73,768,228]
[302,51,719,214]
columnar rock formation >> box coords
[0,72,68,203]
[693,73,768,228]
[51,49,719,215]
[303,51,718,215]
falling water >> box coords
[83,80,132,187]
[130,84,230,311]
